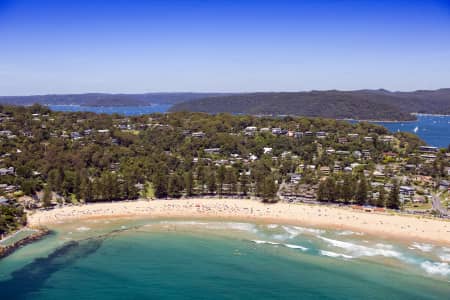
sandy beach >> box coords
[26,198,450,245]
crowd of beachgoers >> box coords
[26,198,450,246]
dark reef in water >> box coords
[0,225,141,299]
[0,238,104,299]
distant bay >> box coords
[49,105,449,148]
[48,104,171,116]
[369,114,450,148]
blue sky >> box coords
[0,0,449,95]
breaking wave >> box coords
[337,230,364,236]
[420,261,450,276]
[439,253,450,263]
[411,242,434,252]
[284,244,308,251]
[281,225,325,238]
[251,240,280,245]
[251,240,308,251]
[319,236,402,259]
[320,250,353,259]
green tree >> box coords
[197,164,207,194]
[262,176,278,202]
[376,187,386,207]
[355,175,368,205]
[340,174,355,203]
[226,169,238,195]
[217,165,226,195]
[153,170,168,198]
[207,170,217,194]
[80,177,94,202]
[42,185,52,208]
[239,173,249,196]
[318,177,336,202]
[386,181,400,209]
[168,173,184,198]
[184,171,194,196]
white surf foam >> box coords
[251,240,280,245]
[76,226,91,232]
[225,222,258,232]
[281,225,325,238]
[337,230,364,236]
[420,261,450,276]
[272,234,288,240]
[251,240,308,251]
[319,236,402,259]
[439,254,450,263]
[320,250,353,259]
[267,224,279,229]
[411,242,434,252]
[284,244,308,251]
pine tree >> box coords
[262,176,278,203]
[153,170,168,198]
[355,175,368,205]
[80,177,94,202]
[168,173,184,198]
[184,171,194,196]
[341,174,354,203]
[217,165,226,195]
[239,173,249,196]
[317,180,327,202]
[197,164,206,194]
[207,170,217,194]
[376,187,386,207]
[228,170,238,195]
[42,185,52,208]
[325,177,337,201]
[386,181,400,209]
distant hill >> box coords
[170,89,450,121]
[0,93,226,107]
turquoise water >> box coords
[1,219,449,299]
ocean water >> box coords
[48,104,171,116]
[373,114,450,148]
[1,219,449,299]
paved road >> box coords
[431,192,448,216]
[277,180,288,201]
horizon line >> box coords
[1,87,449,97]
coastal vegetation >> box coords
[0,104,448,230]
[0,204,26,237]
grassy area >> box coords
[123,130,140,135]
[141,182,155,199]
[403,202,432,211]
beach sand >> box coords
[27,198,450,246]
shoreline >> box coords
[26,199,450,246]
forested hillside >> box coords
[170,89,450,121]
